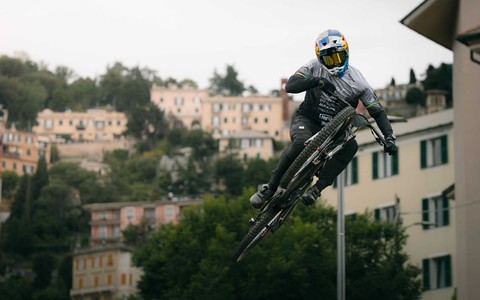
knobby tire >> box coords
[232,105,355,262]
[279,106,355,189]
[231,205,281,262]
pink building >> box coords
[83,198,202,246]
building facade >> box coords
[201,95,286,141]
[375,82,422,118]
[83,199,202,247]
[150,85,207,129]
[401,0,480,298]
[322,109,455,300]
[218,130,274,161]
[1,127,50,175]
[33,108,127,142]
[70,245,142,300]
[71,198,203,299]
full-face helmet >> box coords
[315,29,349,78]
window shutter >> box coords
[443,196,450,226]
[445,255,452,287]
[372,152,378,179]
[422,198,429,229]
[441,135,448,164]
[351,157,358,184]
[420,140,427,168]
[422,259,430,290]
[374,208,380,221]
[392,149,399,175]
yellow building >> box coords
[201,95,286,142]
[150,85,207,129]
[322,109,455,300]
[218,130,274,161]
[1,127,50,175]
[401,0,480,298]
[70,245,142,300]
[33,108,127,142]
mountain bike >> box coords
[231,94,388,262]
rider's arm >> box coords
[361,92,394,137]
[285,72,319,93]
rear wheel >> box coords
[231,205,282,262]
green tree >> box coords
[209,65,246,96]
[390,77,396,86]
[409,68,417,84]
[32,253,56,289]
[243,158,271,189]
[32,155,49,200]
[133,192,422,299]
[1,170,20,198]
[8,81,47,129]
[125,102,167,148]
[214,154,244,196]
[405,87,426,107]
[421,63,453,107]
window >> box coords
[422,195,449,229]
[45,119,53,129]
[175,97,184,106]
[213,103,221,112]
[98,226,107,238]
[242,103,250,113]
[372,151,398,179]
[242,116,248,126]
[25,136,33,143]
[423,255,452,290]
[96,121,105,129]
[212,116,220,126]
[333,157,358,187]
[241,139,250,148]
[264,117,269,123]
[374,204,398,223]
[126,207,134,220]
[165,205,175,219]
[144,207,155,220]
[421,135,448,168]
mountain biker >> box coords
[250,29,397,208]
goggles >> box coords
[320,48,347,69]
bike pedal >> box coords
[248,218,255,224]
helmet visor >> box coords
[320,48,347,69]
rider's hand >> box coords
[384,136,397,155]
[314,77,336,95]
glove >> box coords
[314,77,336,95]
[384,136,397,155]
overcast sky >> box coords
[0,0,452,94]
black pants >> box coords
[268,112,358,191]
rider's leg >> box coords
[302,138,358,205]
[250,113,321,207]
[269,113,322,190]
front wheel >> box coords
[231,205,282,262]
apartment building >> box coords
[201,95,285,141]
[1,127,50,175]
[401,0,480,298]
[150,85,207,129]
[375,82,422,118]
[322,109,455,300]
[71,198,203,299]
[70,244,142,300]
[33,108,127,142]
[218,130,274,161]
[83,199,203,247]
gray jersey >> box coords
[294,59,392,136]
